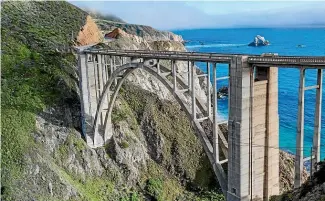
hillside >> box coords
[1,2,222,200]
[1,1,88,198]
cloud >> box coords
[69,1,325,30]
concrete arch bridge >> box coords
[77,49,325,201]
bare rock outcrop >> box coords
[76,15,102,46]
[96,20,183,42]
[280,151,309,193]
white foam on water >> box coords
[186,43,246,48]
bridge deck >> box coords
[83,49,325,68]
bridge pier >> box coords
[78,53,112,148]
[227,56,279,201]
[312,69,323,173]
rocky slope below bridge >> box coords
[271,160,325,201]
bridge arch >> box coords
[91,60,228,194]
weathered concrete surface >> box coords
[251,67,279,200]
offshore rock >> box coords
[217,86,228,99]
[248,35,270,46]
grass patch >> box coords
[57,166,115,201]
[145,178,164,201]
[112,109,128,124]
[120,140,130,149]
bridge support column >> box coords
[188,61,192,89]
[207,62,212,117]
[295,68,305,188]
[191,61,196,120]
[78,53,111,148]
[312,69,322,173]
[263,67,280,199]
[228,57,279,201]
[172,60,177,92]
[212,63,219,163]
[228,56,252,201]
[78,53,92,144]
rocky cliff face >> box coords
[271,161,325,201]
[96,19,183,42]
[280,151,308,193]
[76,16,102,46]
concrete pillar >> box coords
[96,54,112,144]
[103,55,113,142]
[264,67,280,199]
[110,56,113,76]
[312,69,323,173]
[251,67,279,200]
[207,62,212,118]
[188,60,191,89]
[212,63,219,163]
[78,53,104,147]
[97,54,104,126]
[78,53,91,142]
[295,68,305,188]
[172,60,177,93]
[87,55,98,117]
[227,59,279,201]
[191,61,196,120]
[157,59,160,74]
[113,56,117,86]
[227,56,252,201]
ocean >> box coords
[173,28,325,159]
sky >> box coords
[69,1,325,30]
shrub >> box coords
[145,178,163,201]
[120,140,129,149]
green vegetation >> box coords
[112,108,129,124]
[1,1,87,199]
[120,84,223,200]
[56,164,115,201]
[145,178,164,201]
[120,140,130,149]
[120,192,140,201]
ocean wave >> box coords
[186,43,246,48]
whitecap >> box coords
[186,43,246,48]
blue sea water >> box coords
[173,28,325,159]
